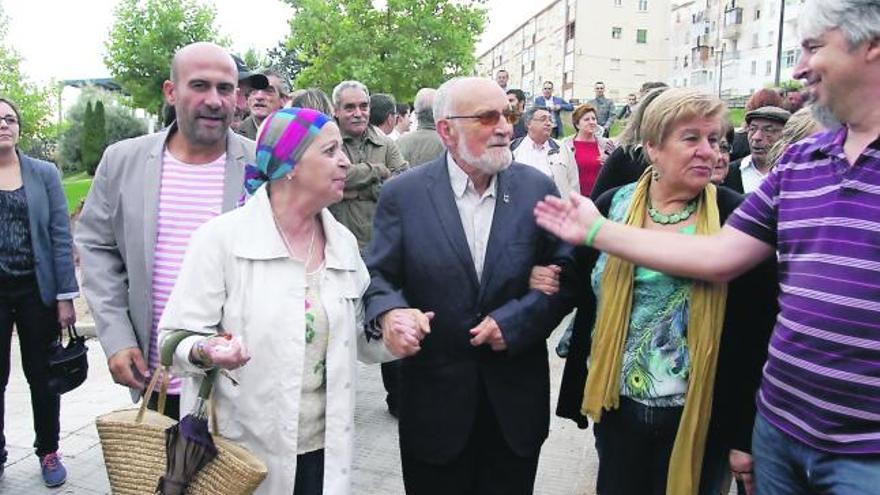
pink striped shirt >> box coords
[149,150,226,395]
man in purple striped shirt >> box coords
[533,1,880,492]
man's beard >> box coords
[456,138,512,175]
[810,103,842,130]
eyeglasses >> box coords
[747,124,782,135]
[446,108,518,126]
[0,115,19,126]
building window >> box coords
[638,0,648,11]
[637,29,648,44]
[783,49,798,68]
[610,58,621,70]
[684,55,689,68]
[635,60,647,75]
[612,27,623,39]
[768,31,775,46]
[766,60,773,75]
[566,21,576,40]
[751,60,757,75]
[614,0,622,6]
[754,8,761,20]
[674,56,679,69]
[752,33,759,48]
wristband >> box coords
[584,217,607,247]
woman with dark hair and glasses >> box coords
[0,97,78,487]
[711,125,736,185]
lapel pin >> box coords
[503,193,510,203]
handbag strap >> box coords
[65,324,80,341]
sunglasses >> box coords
[446,108,518,126]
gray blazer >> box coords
[75,126,255,396]
[19,153,79,306]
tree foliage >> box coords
[283,0,487,102]
[0,4,55,156]
[266,39,307,84]
[104,0,224,116]
[81,101,109,176]
[58,86,147,173]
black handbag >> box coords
[47,324,89,395]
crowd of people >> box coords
[0,0,877,493]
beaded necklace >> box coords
[647,198,698,225]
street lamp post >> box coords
[774,0,785,86]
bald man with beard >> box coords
[364,77,574,494]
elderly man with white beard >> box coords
[363,77,575,495]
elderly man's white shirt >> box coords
[447,153,496,282]
[512,136,554,178]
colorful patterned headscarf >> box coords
[243,107,332,196]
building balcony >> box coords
[723,7,743,39]
[692,44,712,64]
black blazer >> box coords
[364,156,575,462]
[556,185,777,454]
[722,157,746,194]
[19,152,79,306]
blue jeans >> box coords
[752,413,880,495]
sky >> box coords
[4,0,539,83]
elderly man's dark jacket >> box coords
[364,155,575,462]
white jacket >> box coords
[158,186,394,495]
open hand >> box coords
[534,192,603,246]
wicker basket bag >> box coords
[96,334,268,494]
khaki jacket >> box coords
[328,125,408,251]
[396,124,445,167]
[159,186,394,495]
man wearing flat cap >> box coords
[724,106,791,194]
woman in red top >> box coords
[563,104,615,196]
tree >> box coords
[240,47,268,72]
[81,100,108,175]
[58,86,147,173]
[266,40,307,84]
[0,4,55,155]
[104,0,225,116]
[283,0,487,102]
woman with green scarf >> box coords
[545,88,778,495]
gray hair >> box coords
[259,68,291,97]
[521,106,550,125]
[414,88,437,127]
[799,0,880,47]
[332,80,370,109]
[433,77,465,123]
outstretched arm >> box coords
[533,193,774,283]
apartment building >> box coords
[668,0,806,98]
[476,0,672,103]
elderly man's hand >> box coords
[381,308,434,358]
[108,347,148,390]
[730,449,755,495]
[469,316,507,351]
[530,264,561,295]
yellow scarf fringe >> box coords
[581,169,728,494]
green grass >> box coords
[728,108,745,128]
[62,173,93,214]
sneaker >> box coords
[39,452,67,487]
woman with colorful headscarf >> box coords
[158,108,394,495]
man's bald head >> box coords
[170,42,237,84]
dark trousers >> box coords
[145,390,180,421]
[400,387,540,495]
[593,396,683,495]
[381,361,400,415]
[294,449,324,495]
[0,275,61,461]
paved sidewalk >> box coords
[1,325,598,494]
